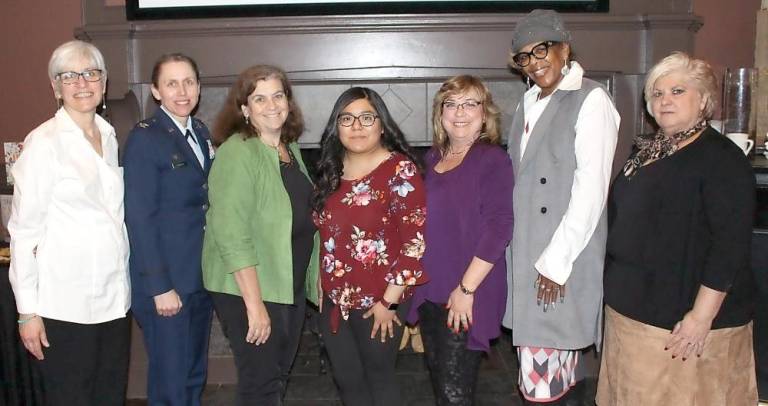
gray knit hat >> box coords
[511,9,571,53]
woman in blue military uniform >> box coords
[123,53,214,406]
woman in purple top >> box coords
[407,75,514,405]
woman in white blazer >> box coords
[8,40,130,406]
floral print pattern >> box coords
[314,153,428,333]
[341,179,382,206]
[401,207,426,227]
[328,283,375,321]
[350,226,389,267]
[389,160,417,197]
[402,232,425,259]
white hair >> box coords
[48,40,107,82]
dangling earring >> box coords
[525,76,531,89]
[244,115,249,125]
[561,60,570,76]
[101,97,106,112]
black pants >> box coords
[319,298,410,406]
[418,300,483,406]
[36,316,130,406]
[210,291,306,406]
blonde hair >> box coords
[431,75,501,156]
[644,52,718,119]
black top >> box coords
[605,127,756,330]
[280,149,316,298]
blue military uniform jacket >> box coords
[123,109,214,298]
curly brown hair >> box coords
[212,65,304,146]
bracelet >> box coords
[17,315,38,324]
[459,282,475,295]
[380,298,399,311]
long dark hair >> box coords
[212,65,304,146]
[312,87,420,212]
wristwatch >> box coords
[380,298,399,311]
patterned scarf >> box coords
[622,119,708,178]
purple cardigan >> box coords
[407,143,514,352]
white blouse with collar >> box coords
[519,62,620,285]
[8,108,130,324]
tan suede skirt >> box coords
[596,306,757,406]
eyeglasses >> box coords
[442,100,482,112]
[511,41,555,67]
[338,113,379,127]
[55,69,104,85]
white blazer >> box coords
[9,108,130,324]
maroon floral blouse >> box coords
[314,152,428,333]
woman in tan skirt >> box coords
[598,52,758,405]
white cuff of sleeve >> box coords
[534,253,573,286]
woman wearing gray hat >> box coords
[504,9,619,404]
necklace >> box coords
[261,137,281,150]
[448,144,472,156]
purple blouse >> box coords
[407,143,514,352]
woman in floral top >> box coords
[312,87,428,406]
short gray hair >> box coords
[644,52,718,119]
[48,40,107,82]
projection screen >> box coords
[127,0,608,19]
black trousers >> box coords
[210,291,306,406]
[319,298,410,406]
[418,300,483,406]
[36,316,130,406]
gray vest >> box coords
[504,78,607,349]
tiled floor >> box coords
[128,324,598,406]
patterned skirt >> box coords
[517,346,578,401]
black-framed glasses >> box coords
[55,69,104,85]
[338,113,379,127]
[511,41,555,67]
[442,100,482,112]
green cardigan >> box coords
[202,135,319,305]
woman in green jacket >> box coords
[203,65,319,406]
